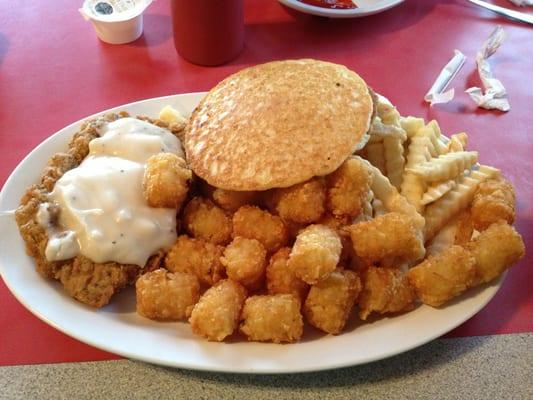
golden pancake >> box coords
[185,59,373,191]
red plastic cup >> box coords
[171,0,244,66]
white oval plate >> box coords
[278,0,404,18]
[0,93,503,374]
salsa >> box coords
[297,0,357,9]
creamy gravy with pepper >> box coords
[44,117,183,266]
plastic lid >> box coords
[80,0,151,22]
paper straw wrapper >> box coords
[424,50,466,106]
[465,26,510,112]
[507,0,533,6]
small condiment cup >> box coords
[79,0,153,44]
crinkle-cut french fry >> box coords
[446,132,468,153]
[376,95,401,126]
[355,156,425,231]
[405,135,434,166]
[408,151,479,183]
[366,142,387,175]
[425,219,458,256]
[425,120,448,155]
[383,136,405,189]
[367,133,383,144]
[424,166,499,241]
[372,198,387,217]
[400,116,425,138]
[415,126,439,157]
[401,173,426,213]
[421,179,457,205]
[369,120,407,140]
[401,134,433,212]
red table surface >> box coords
[0,0,531,366]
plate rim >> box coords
[278,0,405,18]
[0,93,503,374]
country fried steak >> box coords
[15,112,184,308]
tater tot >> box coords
[466,222,525,284]
[358,267,416,320]
[189,279,247,342]
[136,269,200,321]
[232,205,289,253]
[165,235,225,286]
[221,237,267,289]
[408,245,477,307]
[288,224,342,285]
[304,269,361,334]
[266,247,309,301]
[183,197,232,245]
[143,153,191,209]
[471,177,516,232]
[212,188,259,212]
[454,209,474,246]
[240,294,303,343]
[317,213,353,263]
[326,157,372,218]
[272,177,326,224]
[347,212,425,265]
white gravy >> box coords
[44,117,182,266]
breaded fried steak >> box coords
[15,114,186,307]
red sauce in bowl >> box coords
[297,0,357,9]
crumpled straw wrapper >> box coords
[424,50,466,106]
[465,26,510,112]
[507,0,533,6]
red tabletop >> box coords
[1,0,532,366]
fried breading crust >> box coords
[189,279,247,342]
[317,213,353,264]
[183,197,233,245]
[15,113,161,308]
[454,209,474,246]
[143,153,191,209]
[164,235,225,286]
[326,157,372,218]
[466,222,525,284]
[212,188,259,212]
[471,177,516,232]
[358,267,416,320]
[408,245,477,307]
[288,224,342,284]
[304,269,361,334]
[271,177,326,224]
[57,255,139,308]
[221,237,267,290]
[266,247,309,301]
[240,294,303,343]
[347,212,425,265]
[136,269,200,320]
[232,205,289,253]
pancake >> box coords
[185,59,374,191]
